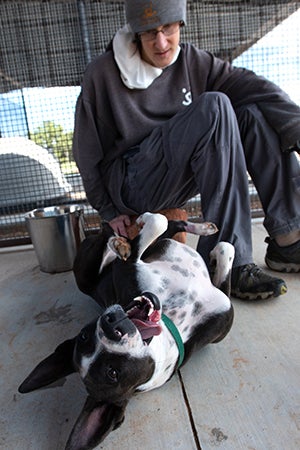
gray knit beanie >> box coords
[125,0,187,33]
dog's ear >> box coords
[18,338,76,393]
[65,396,127,450]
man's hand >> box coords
[109,214,131,237]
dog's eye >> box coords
[79,331,89,342]
[107,366,119,383]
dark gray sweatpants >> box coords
[121,92,300,267]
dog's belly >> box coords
[136,243,230,342]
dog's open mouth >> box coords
[126,293,162,342]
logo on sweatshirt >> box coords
[182,88,192,106]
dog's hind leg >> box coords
[157,220,218,241]
[210,242,235,296]
[185,221,218,236]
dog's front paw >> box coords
[108,237,131,261]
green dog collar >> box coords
[161,314,185,368]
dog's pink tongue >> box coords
[131,319,162,340]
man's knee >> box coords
[196,91,232,112]
[191,92,237,130]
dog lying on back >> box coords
[19,212,234,450]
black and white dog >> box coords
[19,212,234,450]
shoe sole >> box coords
[265,257,300,273]
[231,283,287,300]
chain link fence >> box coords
[1,0,299,245]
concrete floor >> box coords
[0,220,299,450]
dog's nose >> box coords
[101,305,137,341]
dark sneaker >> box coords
[231,263,287,300]
[265,237,300,273]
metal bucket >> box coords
[25,205,85,273]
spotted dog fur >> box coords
[19,212,234,450]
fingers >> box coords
[109,215,131,237]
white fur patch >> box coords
[79,318,150,380]
[99,243,117,274]
[137,324,179,392]
[135,213,168,260]
[210,241,235,289]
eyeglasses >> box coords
[138,22,182,42]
